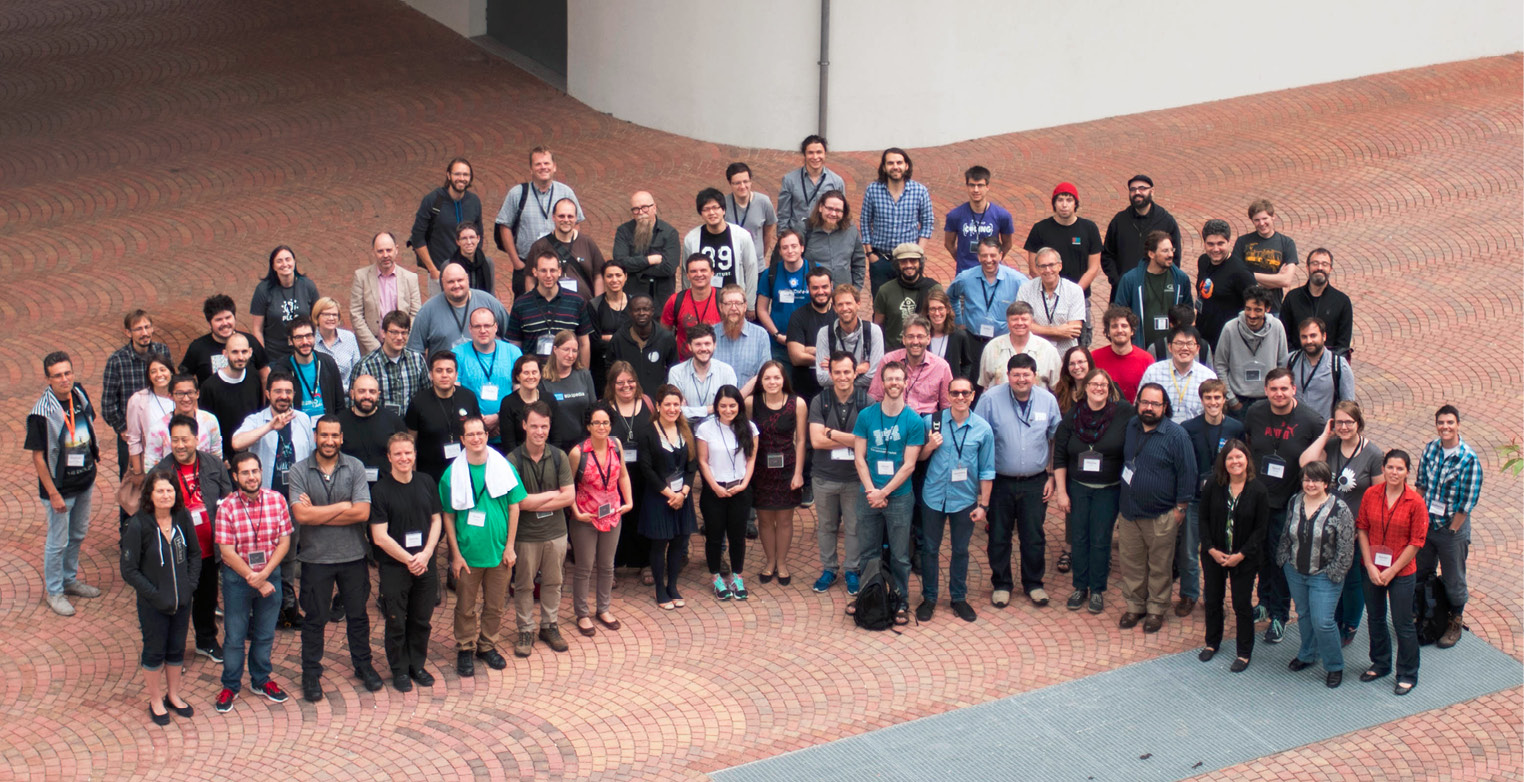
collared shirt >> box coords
[1287,349,1355,422]
[867,350,952,414]
[1139,360,1219,423]
[1016,277,1088,353]
[287,453,372,564]
[1118,417,1198,519]
[495,180,584,257]
[973,385,1060,477]
[668,358,737,426]
[233,407,316,489]
[377,270,398,317]
[214,488,293,563]
[946,265,1027,339]
[350,348,429,417]
[506,287,594,355]
[859,180,934,249]
[713,320,771,389]
[102,341,171,433]
[976,333,1061,391]
[921,409,996,513]
[314,328,362,392]
[1415,438,1484,526]
[777,166,846,233]
[453,339,523,418]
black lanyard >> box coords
[522,452,549,494]
[1331,438,1365,482]
[800,169,824,207]
[1040,285,1061,324]
[1295,351,1320,391]
[294,359,320,400]
[978,273,1000,311]
[532,184,553,219]
[1009,388,1032,427]
[717,422,744,475]
[728,195,752,229]
[472,345,497,380]
[1126,426,1157,464]
[657,423,683,453]
[949,414,972,459]
[586,442,617,491]
[449,302,469,335]
[614,400,640,444]
[434,392,460,443]
[827,391,857,431]
[468,465,489,504]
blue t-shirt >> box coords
[293,360,325,418]
[759,259,813,335]
[852,402,927,496]
[453,340,523,420]
[944,202,1015,273]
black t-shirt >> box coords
[179,331,269,385]
[500,392,562,454]
[338,407,408,475]
[1023,217,1103,291]
[404,387,481,481]
[1243,400,1324,510]
[1195,254,1258,347]
[369,471,441,560]
[698,226,736,290]
[24,387,100,499]
[198,371,265,460]
[785,304,837,398]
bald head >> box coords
[441,263,470,303]
[222,333,253,372]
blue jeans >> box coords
[1335,560,1365,632]
[222,565,282,693]
[1067,482,1119,593]
[920,503,974,603]
[1258,509,1291,622]
[43,492,92,595]
[856,492,913,601]
[1174,502,1201,600]
[1284,564,1343,672]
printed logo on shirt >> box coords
[1199,278,1215,299]
[1071,237,1082,245]
[870,424,903,448]
[1260,422,1302,441]
[701,245,735,285]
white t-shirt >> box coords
[695,418,760,485]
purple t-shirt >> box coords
[944,202,1015,273]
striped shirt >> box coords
[506,288,594,356]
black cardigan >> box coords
[1053,402,1137,485]
[120,509,203,614]
[1198,478,1270,566]
[935,327,982,384]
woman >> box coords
[605,362,656,581]
[590,264,633,392]
[1278,461,1356,688]
[696,385,758,601]
[745,361,806,585]
[125,356,176,475]
[1051,368,1134,615]
[1198,440,1269,672]
[541,330,597,454]
[568,403,634,636]
[800,190,866,289]
[311,297,361,391]
[1053,346,1096,416]
[635,385,698,609]
[1300,400,1385,645]
[249,245,321,362]
[501,354,560,453]
[1356,449,1427,695]
[120,471,202,725]
[445,222,495,293]
[923,289,980,383]
[142,374,223,469]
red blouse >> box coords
[1355,483,1428,577]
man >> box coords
[757,230,813,364]
[410,157,482,296]
[199,334,265,460]
[713,284,771,392]
[872,243,943,351]
[785,268,839,400]
[1023,182,1103,343]
[869,316,952,414]
[454,308,524,447]
[1177,379,1244,618]
[1194,219,1258,348]
[410,263,510,356]
[668,324,737,426]
[1214,286,1289,419]
[337,374,408,483]
[287,416,380,702]
[370,433,444,691]
[180,294,270,386]
[1140,326,1219,423]
[976,302,1061,391]
[26,351,102,616]
[505,250,594,363]
[1244,368,1324,644]
[405,352,482,482]
[1018,247,1087,353]
[724,162,778,259]
[777,134,846,234]
[526,198,606,300]
[942,165,1015,274]
[809,352,871,596]
[682,188,759,312]
[974,354,1060,608]
[279,317,343,418]
[214,452,293,713]
[1279,248,1353,357]
[813,284,884,391]
[495,146,584,294]
[1232,198,1300,313]
[1414,404,1483,649]
[350,311,429,417]
[1114,231,1192,351]
[852,362,927,618]
[661,254,724,362]
[351,232,424,355]
[102,310,171,520]
[916,376,994,622]
[1092,306,1155,403]
[442,222,495,294]
[1116,383,1197,634]
[1101,175,1183,291]
[948,239,1027,353]
[440,416,525,677]
[153,415,233,662]
[610,191,681,312]
[1286,318,1355,421]
[860,148,934,297]
[607,295,678,398]
[505,403,574,658]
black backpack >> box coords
[851,559,900,632]
[1414,571,1455,646]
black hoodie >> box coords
[121,509,202,614]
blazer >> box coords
[939,327,983,384]
[1199,478,1270,567]
[350,264,423,355]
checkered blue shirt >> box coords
[859,180,934,250]
[1415,438,1484,526]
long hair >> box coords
[1053,346,1096,414]
[602,360,641,403]
[1213,439,1257,486]
[542,330,578,378]
[877,148,912,184]
[807,189,852,230]
[653,384,695,460]
[750,360,794,402]
[262,245,302,287]
[920,289,961,336]
[143,354,176,392]
[712,385,755,457]
[139,470,186,517]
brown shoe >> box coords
[1174,597,1197,617]
[1142,614,1165,633]
[539,624,570,653]
[512,631,535,658]
[1118,612,1144,629]
[1436,614,1464,648]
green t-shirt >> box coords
[1141,269,1176,347]
[439,461,528,568]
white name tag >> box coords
[480,383,499,402]
[623,447,637,463]
[1153,316,1169,331]
[1264,461,1285,479]
[536,335,555,355]
[67,453,86,467]
[1373,552,1393,568]
[467,510,487,527]
[979,324,995,338]
[404,531,423,548]
[831,448,853,461]
[668,477,685,492]
[1429,500,1447,517]
[190,508,207,526]
[365,467,379,482]
[767,453,785,469]
[777,290,795,304]
[1082,457,1101,473]
[559,278,578,291]
[1121,466,1134,485]
[444,442,462,459]
[1244,368,1263,382]
[1033,411,1048,422]
[535,511,553,519]
[950,466,969,482]
[876,460,895,477]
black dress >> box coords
[591,294,633,392]
[751,394,802,510]
[611,398,655,566]
[636,423,697,541]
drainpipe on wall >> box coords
[818,0,830,138]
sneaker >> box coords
[1088,592,1105,614]
[991,589,1011,608]
[45,593,74,616]
[1252,604,1268,623]
[801,485,814,508]
[410,667,435,687]
[195,643,224,664]
[215,688,237,713]
[915,601,935,622]
[1437,614,1464,648]
[950,600,977,622]
[456,650,475,676]
[539,625,569,653]
[258,681,289,703]
[63,580,101,598]
[1264,618,1285,644]
[475,648,507,670]
[1028,588,1050,607]
[1066,589,1087,611]
[513,631,536,658]
[713,575,732,601]
[812,570,837,593]
[730,575,748,601]
[844,571,861,596]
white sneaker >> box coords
[46,593,75,616]
[991,589,1011,608]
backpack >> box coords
[851,559,900,632]
[492,182,531,252]
[1414,571,1454,645]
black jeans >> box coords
[1363,572,1420,680]
[1257,508,1291,623]
[138,600,191,670]
[1202,557,1257,658]
[700,488,751,575]
[299,558,373,679]
[988,474,1048,592]
[649,536,689,604]
[378,561,437,678]
[191,557,219,649]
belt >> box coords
[1000,472,1048,481]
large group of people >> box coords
[27,141,1483,724]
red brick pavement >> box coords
[0,0,1519,778]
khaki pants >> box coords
[514,536,568,632]
[1116,510,1179,615]
[453,561,510,652]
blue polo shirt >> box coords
[852,402,927,496]
[453,339,523,428]
[946,265,1028,339]
[921,409,996,513]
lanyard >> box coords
[434,392,460,443]
[1126,426,1157,464]
[1009,388,1032,427]
[827,391,856,431]
[728,195,752,229]
[1169,366,1191,406]
[691,365,716,412]
[150,393,172,418]
[449,302,469,335]
[532,183,553,219]
[523,452,549,495]
[468,465,490,504]
[800,168,824,207]
[174,460,200,506]
[718,423,744,476]
[615,400,639,443]
[62,394,77,440]
[1295,351,1320,392]
[1378,487,1403,543]
[966,206,990,240]
[1331,438,1365,481]
[1205,420,1224,461]
[472,345,497,380]
[657,423,683,453]
[586,442,617,491]
[978,272,1000,312]
[686,292,718,326]
[294,359,320,399]
[949,415,972,460]
[310,464,338,506]
[1040,285,1061,324]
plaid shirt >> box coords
[350,348,429,417]
[1415,438,1484,526]
[214,487,293,563]
[713,320,772,388]
[859,180,934,250]
[101,341,170,433]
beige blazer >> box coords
[350,264,422,354]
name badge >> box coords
[597,503,614,519]
[1121,465,1134,485]
[67,453,86,468]
[831,448,853,461]
[979,324,995,338]
[950,466,969,482]
[211,354,229,373]
[1153,316,1169,331]
[777,289,795,304]
[668,476,685,492]
[623,447,638,463]
[365,467,379,482]
[467,510,487,527]
[1429,500,1447,517]
[535,511,553,519]
[1244,368,1263,382]
[1080,450,1102,473]
[444,442,462,459]
[876,460,895,477]
[536,335,555,355]
[404,531,423,548]
[1033,411,1048,422]
[1263,457,1285,479]
[1373,551,1394,568]
[767,453,785,469]
[247,550,267,567]
[190,508,207,526]
[559,278,578,292]
[480,383,500,402]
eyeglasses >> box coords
[1333,420,1358,427]
[948,389,973,397]
[384,329,409,337]
[589,420,611,427]
[172,390,198,398]
[630,204,655,213]
[1128,185,1152,193]
[1168,341,1195,349]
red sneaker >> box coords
[214,688,237,713]
[259,680,289,703]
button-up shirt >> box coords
[974,385,1059,477]
[868,350,952,414]
[713,320,772,389]
[921,409,996,513]
[350,348,429,417]
[315,329,362,392]
[1287,349,1355,422]
[102,341,171,433]
[214,488,293,564]
[1118,417,1197,520]
[377,270,398,317]
[859,180,934,249]
[495,180,584,257]
[667,358,737,426]
[946,265,1027,339]
[1415,438,1484,527]
[1139,359,1218,423]
[1017,277,1088,353]
[977,333,1061,391]
[234,407,316,489]
[287,454,372,564]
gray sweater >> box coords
[1213,311,1288,405]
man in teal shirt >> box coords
[453,307,523,446]
[852,361,926,623]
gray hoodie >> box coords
[1213,311,1288,405]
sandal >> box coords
[1056,550,1072,574]
[672,598,686,608]
[894,608,909,625]
[658,601,676,611]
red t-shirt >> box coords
[661,288,722,360]
[1092,344,1155,403]
[175,461,214,557]
[1356,484,1428,577]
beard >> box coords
[355,397,377,414]
[1139,409,1162,425]
[1311,271,1328,286]
[1131,193,1153,210]
[632,216,655,254]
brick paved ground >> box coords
[0,0,1519,779]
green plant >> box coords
[1502,440,1523,477]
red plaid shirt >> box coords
[214,488,293,563]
